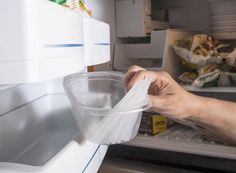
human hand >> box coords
[123,65,195,119]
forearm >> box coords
[186,94,236,144]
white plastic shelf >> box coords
[127,123,236,160]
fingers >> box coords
[127,70,157,90]
[122,65,146,87]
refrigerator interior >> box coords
[106,0,236,172]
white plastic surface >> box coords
[0,0,84,84]
[0,0,111,84]
[115,30,167,59]
[115,0,168,37]
[83,17,110,66]
[0,94,108,173]
[0,141,107,173]
[113,29,193,78]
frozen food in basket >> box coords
[225,48,236,67]
[173,34,236,88]
[172,34,234,70]
[179,72,198,84]
[192,68,220,88]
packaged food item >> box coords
[216,44,234,59]
[191,63,236,87]
[79,0,92,16]
[63,0,78,9]
[173,34,236,88]
[218,61,236,86]
[225,72,236,85]
[218,72,231,86]
[49,0,92,16]
[173,34,234,70]
[139,112,167,135]
[225,49,236,67]
[49,0,67,5]
[192,68,221,88]
[179,72,198,84]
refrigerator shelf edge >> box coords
[126,124,236,160]
[182,85,236,93]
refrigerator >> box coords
[1,0,236,173]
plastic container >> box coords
[63,71,149,145]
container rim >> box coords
[64,71,124,83]
[63,71,151,115]
[71,96,151,115]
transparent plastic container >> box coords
[63,71,149,145]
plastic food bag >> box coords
[192,69,221,88]
[225,48,236,67]
[173,34,234,70]
[88,77,153,144]
[226,72,236,85]
[49,0,92,16]
[179,72,198,85]
[173,34,236,88]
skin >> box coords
[123,65,236,144]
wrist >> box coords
[184,92,202,120]
[184,93,212,124]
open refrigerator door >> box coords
[0,0,111,172]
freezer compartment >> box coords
[0,94,79,166]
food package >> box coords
[225,48,236,67]
[139,112,167,135]
[192,69,220,88]
[173,34,236,88]
[173,34,234,70]
[179,72,198,84]
[192,63,236,87]
[225,72,236,85]
[218,72,231,86]
[49,0,92,16]
[49,0,67,5]
[89,77,153,144]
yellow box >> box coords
[152,114,167,134]
[139,112,167,135]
